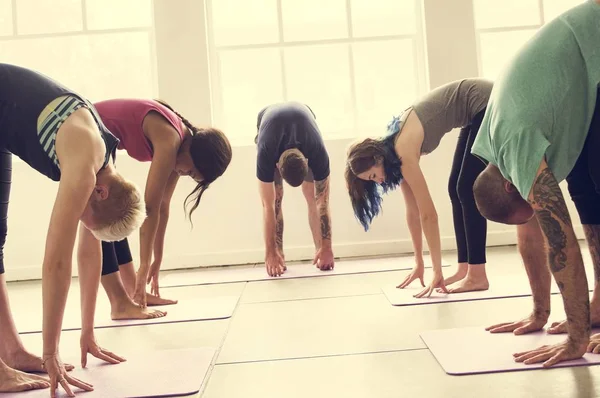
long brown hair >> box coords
[345,136,403,230]
[155,99,232,222]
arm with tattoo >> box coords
[528,163,590,347]
[314,177,332,250]
[274,179,284,254]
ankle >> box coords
[466,264,487,277]
[456,263,469,273]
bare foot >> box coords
[3,349,74,373]
[111,300,167,320]
[549,308,600,334]
[442,270,467,287]
[0,365,49,392]
[446,274,490,293]
[146,292,178,307]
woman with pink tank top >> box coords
[82,98,232,320]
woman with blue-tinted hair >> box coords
[344,78,493,297]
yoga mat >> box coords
[161,257,450,288]
[420,326,600,375]
[383,265,596,306]
[2,347,216,397]
[17,295,239,334]
[382,275,534,306]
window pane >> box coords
[0,32,154,101]
[543,0,583,23]
[16,0,82,35]
[281,0,347,42]
[473,0,540,29]
[0,0,12,36]
[353,39,417,133]
[86,0,152,30]
[351,0,416,37]
[284,44,352,135]
[218,48,284,140]
[211,0,279,47]
[479,30,537,79]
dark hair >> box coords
[473,165,528,224]
[345,128,403,231]
[155,99,232,221]
[279,149,307,187]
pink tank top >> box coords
[94,99,186,162]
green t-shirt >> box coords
[472,0,600,199]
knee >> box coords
[448,178,460,202]
[456,178,475,205]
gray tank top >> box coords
[412,78,493,154]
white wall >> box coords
[4,0,584,281]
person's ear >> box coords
[93,185,109,201]
[504,180,517,193]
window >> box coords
[1,0,156,102]
[474,0,583,79]
[206,0,425,144]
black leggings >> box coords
[0,148,10,274]
[448,110,487,265]
[101,238,133,276]
[566,88,600,224]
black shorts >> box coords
[101,238,133,276]
[566,87,600,224]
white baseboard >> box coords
[5,226,585,283]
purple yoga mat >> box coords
[2,347,216,397]
[420,326,600,375]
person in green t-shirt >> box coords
[471,0,600,368]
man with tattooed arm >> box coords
[255,102,334,277]
[470,0,600,368]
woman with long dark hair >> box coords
[345,78,492,297]
[88,98,232,311]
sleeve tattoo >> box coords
[530,168,571,274]
[274,180,284,252]
[315,179,332,241]
[530,167,590,335]
[584,224,600,285]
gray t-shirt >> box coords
[412,78,493,154]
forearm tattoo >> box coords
[274,180,284,252]
[531,168,570,273]
[583,224,600,284]
[531,168,590,336]
[315,179,332,241]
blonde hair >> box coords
[89,175,146,242]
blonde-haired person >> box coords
[85,98,232,315]
[345,78,493,297]
[256,102,334,277]
[0,63,145,396]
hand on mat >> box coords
[414,270,448,298]
[147,261,161,297]
[80,333,126,368]
[313,248,334,271]
[42,353,93,397]
[265,251,286,277]
[513,338,588,368]
[485,312,549,335]
[397,266,424,289]
[587,333,600,354]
